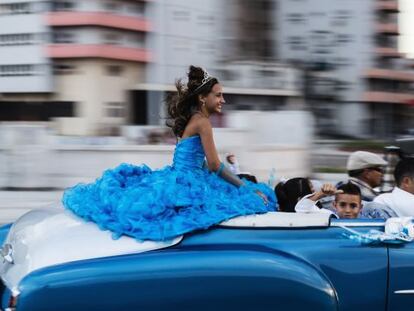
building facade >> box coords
[0,0,150,135]
[275,0,414,138]
[0,0,305,136]
[139,0,303,127]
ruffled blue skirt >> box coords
[62,163,277,241]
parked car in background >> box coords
[0,208,413,311]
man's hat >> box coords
[347,151,388,171]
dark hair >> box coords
[274,178,312,213]
[394,158,414,186]
[165,65,218,138]
[336,182,361,199]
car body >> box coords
[0,208,413,311]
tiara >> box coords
[191,68,214,94]
[201,69,213,84]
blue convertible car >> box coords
[0,208,413,311]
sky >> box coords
[399,0,414,58]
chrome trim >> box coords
[395,290,414,295]
[0,244,13,264]
[331,222,385,227]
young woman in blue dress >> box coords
[62,65,277,241]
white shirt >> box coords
[374,187,414,217]
[295,194,335,216]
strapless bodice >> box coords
[173,135,205,170]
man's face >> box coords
[401,176,414,195]
[363,167,384,188]
[333,193,362,219]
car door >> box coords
[388,241,414,310]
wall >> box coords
[0,0,53,92]
[0,111,313,189]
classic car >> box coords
[0,207,413,311]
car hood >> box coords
[0,208,182,292]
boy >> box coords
[333,182,362,219]
[295,181,362,219]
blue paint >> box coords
[1,222,394,311]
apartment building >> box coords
[275,0,414,138]
[0,0,151,135]
[139,0,303,127]
[0,0,304,135]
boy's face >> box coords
[333,193,362,219]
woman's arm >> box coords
[197,118,246,188]
[196,118,268,203]
[197,118,221,172]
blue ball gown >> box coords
[62,135,277,241]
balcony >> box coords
[217,61,302,96]
[45,12,151,32]
[374,47,401,58]
[376,23,399,35]
[376,1,399,12]
[362,91,414,105]
[46,44,152,63]
[364,68,414,82]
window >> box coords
[103,33,121,45]
[51,1,75,11]
[336,34,352,44]
[286,13,305,24]
[0,64,38,76]
[106,65,123,76]
[0,33,35,46]
[0,2,31,15]
[131,2,145,15]
[104,2,120,12]
[53,64,77,75]
[106,102,124,118]
[10,2,31,14]
[52,31,75,44]
[132,33,145,47]
[376,34,395,48]
[310,30,332,49]
[332,10,351,27]
[287,36,306,51]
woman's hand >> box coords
[255,190,269,206]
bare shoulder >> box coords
[182,114,212,138]
[195,116,212,134]
[189,114,211,129]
